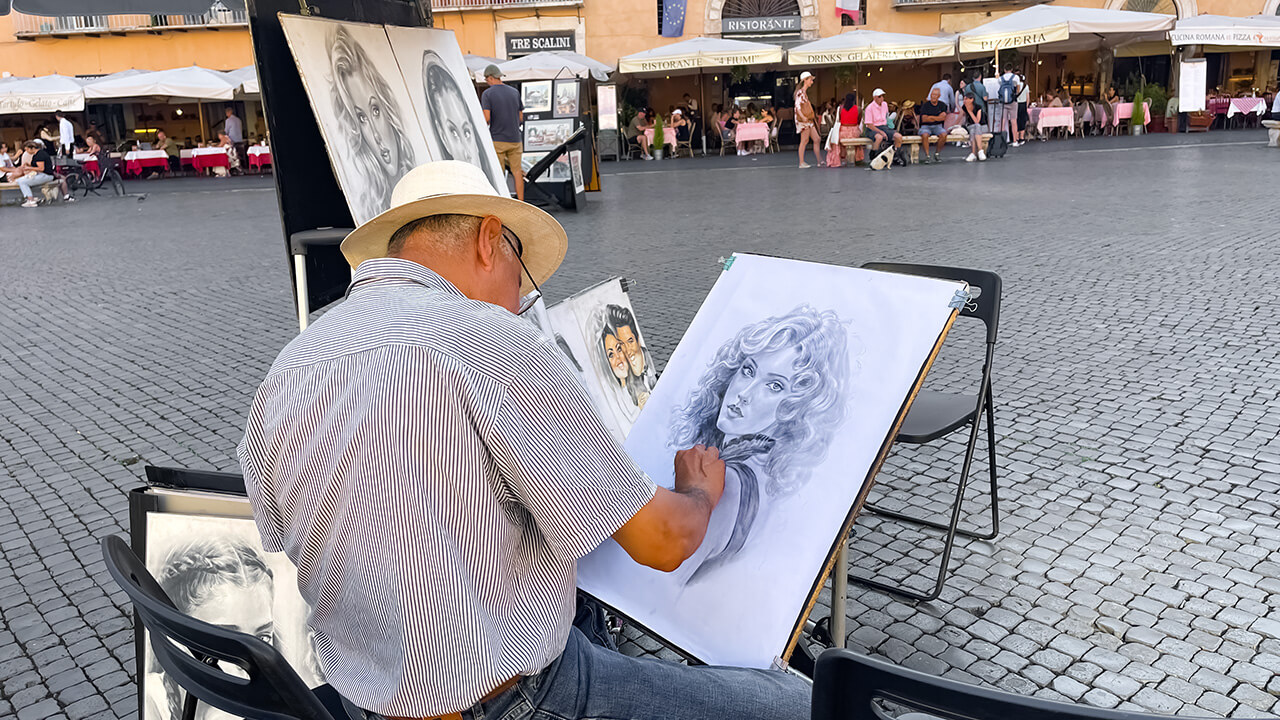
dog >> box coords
[869,146,895,171]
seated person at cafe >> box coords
[917,87,949,164]
[625,109,653,160]
[671,109,689,144]
[154,129,180,173]
[897,101,919,135]
[863,88,902,154]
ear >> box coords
[473,215,505,273]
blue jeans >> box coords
[344,600,811,720]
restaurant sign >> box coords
[722,16,802,34]
[793,45,953,64]
[1169,28,1280,47]
[959,23,1068,53]
[506,31,576,57]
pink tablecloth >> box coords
[191,148,229,172]
[1036,107,1075,133]
[1113,102,1151,127]
[248,147,272,169]
[1208,98,1230,116]
[642,128,677,148]
[735,122,769,143]
[1227,98,1266,117]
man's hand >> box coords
[673,445,725,510]
[612,445,726,573]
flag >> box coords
[836,0,860,24]
[661,0,687,38]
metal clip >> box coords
[720,256,736,272]
[948,289,971,310]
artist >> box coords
[238,160,810,720]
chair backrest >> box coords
[812,648,1217,720]
[861,263,1000,345]
[100,536,336,720]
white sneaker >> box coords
[21,199,38,208]
[965,153,976,162]
[978,150,987,161]
[798,162,811,169]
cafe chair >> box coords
[811,647,1218,720]
[100,535,345,720]
[851,263,1002,602]
[676,120,698,158]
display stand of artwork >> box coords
[129,470,325,720]
[516,74,596,208]
[577,254,965,669]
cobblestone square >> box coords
[1,131,1278,719]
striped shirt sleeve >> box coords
[489,342,656,561]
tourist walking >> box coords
[996,65,1021,146]
[55,111,74,157]
[481,64,525,201]
[794,71,823,168]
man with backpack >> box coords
[996,65,1022,147]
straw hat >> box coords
[341,160,567,295]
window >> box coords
[838,0,865,26]
[1121,0,1176,15]
[723,0,801,16]
[657,0,663,33]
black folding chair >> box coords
[812,647,1216,720]
[851,263,1002,602]
[100,535,342,720]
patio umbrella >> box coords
[0,0,243,13]
[84,65,240,101]
[789,29,955,65]
[492,51,613,83]
[226,65,260,95]
[0,74,84,114]
[617,37,784,76]
[958,5,1175,55]
[464,54,503,83]
[1169,14,1280,47]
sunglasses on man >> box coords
[502,226,541,316]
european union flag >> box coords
[661,0,687,37]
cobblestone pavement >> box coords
[2,130,1278,719]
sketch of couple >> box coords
[599,303,655,411]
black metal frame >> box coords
[851,263,1002,602]
[811,647,1217,720]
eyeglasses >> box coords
[502,226,542,317]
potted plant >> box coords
[651,113,664,160]
[1130,88,1145,135]
[1145,85,1168,133]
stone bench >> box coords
[0,179,60,204]
[1263,119,1279,148]
[841,132,992,164]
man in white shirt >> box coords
[55,112,74,157]
[931,74,956,112]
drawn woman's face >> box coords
[346,70,399,174]
[435,78,478,165]
[603,333,628,381]
[615,324,644,377]
[716,345,800,439]
[185,581,273,720]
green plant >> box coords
[1143,84,1167,116]
[652,113,664,152]
[1131,89,1145,126]
[835,65,856,89]
[730,65,751,85]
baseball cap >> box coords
[484,64,502,78]
[873,88,885,97]
[800,71,813,81]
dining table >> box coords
[73,152,99,175]
[247,145,272,170]
[1034,106,1075,134]
[123,150,169,176]
[734,122,770,143]
[643,127,677,149]
[1227,97,1266,118]
[190,147,229,173]
[1112,101,1151,127]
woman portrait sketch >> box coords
[421,49,503,192]
[328,25,416,222]
[668,305,851,585]
[146,538,293,720]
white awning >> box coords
[225,65,259,95]
[789,29,955,65]
[84,65,240,101]
[74,69,146,85]
[1169,14,1280,47]
[618,37,784,75]
[490,51,612,83]
[464,55,503,83]
[958,5,1175,55]
[0,74,84,114]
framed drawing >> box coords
[385,25,506,194]
[545,278,656,443]
[521,80,552,114]
[280,15,431,225]
[523,118,574,152]
[133,487,325,720]
[577,254,965,669]
[553,79,580,118]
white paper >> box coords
[577,254,964,669]
[597,84,618,130]
[1179,59,1207,113]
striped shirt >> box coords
[237,258,656,716]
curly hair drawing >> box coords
[329,25,416,221]
[154,539,274,720]
[669,305,851,498]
